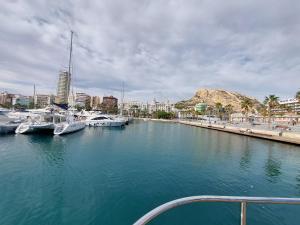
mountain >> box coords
[175,88,262,111]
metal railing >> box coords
[133,195,300,225]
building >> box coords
[56,71,70,104]
[120,99,176,116]
[102,96,118,113]
[34,94,53,108]
[90,96,101,109]
[274,98,300,114]
[148,99,175,113]
[194,103,207,113]
[75,92,91,108]
[0,92,14,107]
[12,95,33,107]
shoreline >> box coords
[137,118,300,146]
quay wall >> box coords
[139,118,300,146]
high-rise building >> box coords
[34,94,53,108]
[0,92,14,107]
[75,92,91,108]
[56,71,70,104]
[102,96,118,113]
[91,96,101,109]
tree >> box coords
[295,91,300,114]
[85,101,92,111]
[264,95,279,124]
[241,98,254,122]
[153,110,175,119]
[296,90,300,101]
[215,102,223,120]
[224,104,234,121]
[259,106,268,123]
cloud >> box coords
[0,0,299,102]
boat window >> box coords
[91,117,107,120]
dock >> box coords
[142,118,300,146]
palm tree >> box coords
[206,105,214,123]
[241,98,254,122]
[215,102,223,120]
[296,91,300,101]
[224,104,234,121]
[295,91,300,114]
[259,106,268,123]
[264,95,279,124]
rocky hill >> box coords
[175,88,262,112]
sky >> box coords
[0,0,299,103]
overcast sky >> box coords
[0,0,299,102]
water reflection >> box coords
[26,133,67,167]
[295,172,300,195]
[264,146,282,183]
[240,139,252,170]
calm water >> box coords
[0,121,300,225]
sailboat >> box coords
[117,82,133,125]
[54,31,85,135]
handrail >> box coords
[133,195,300,225]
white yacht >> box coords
[15,113,64,134]
[85,115,126,127]
[54,116,85,135]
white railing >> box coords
[133,195,300,225]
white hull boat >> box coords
[54,121,85,135]
[15,122,55,134]
[86,115,126,127]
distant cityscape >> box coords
[0,69,176,116]
[0,69,299,122]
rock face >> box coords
[176,88,261,111]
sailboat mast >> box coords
[120,82,124,116]
[68,31,73,102]
[33,84,36,109]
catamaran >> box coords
[15,111,63,134]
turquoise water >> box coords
[0,121,300,225]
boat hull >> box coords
[0,124,19,134]
[54,122,85,135]
[86,120,125,127]
[15,123,55,134]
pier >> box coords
[143,119,300,146]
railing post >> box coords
[241,202,247,225]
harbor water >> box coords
[0,121,300,225]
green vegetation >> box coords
[174,102,186,110]
[153,110,175,119]
[224,104,234,121]
[13,103,27,110]
[0,103,11,109]
[296,90,300,101]
[241,98,254,121]
[264,95,279,124]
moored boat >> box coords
[0,115,22,134]
[85,115,126,127]
[54,116,85,135]
[15,113,64,134]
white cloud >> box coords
[0,0,299,102]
